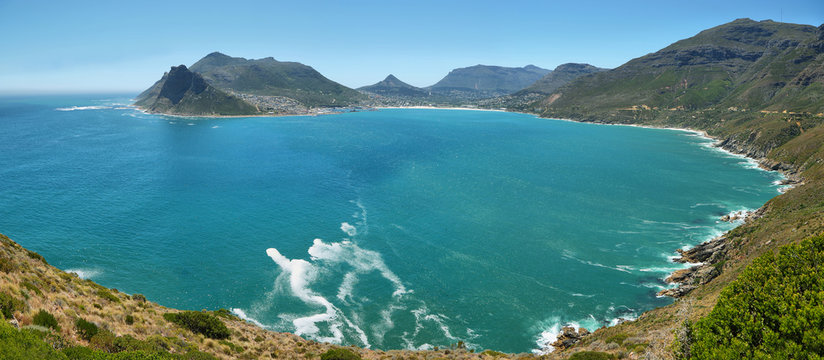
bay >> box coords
[0,95,783,352]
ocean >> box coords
[0,95,785,353]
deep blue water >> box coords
[0,95,784,352]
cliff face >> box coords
[134,65,259,116]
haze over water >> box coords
[0,96,784,352]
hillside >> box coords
[515,63,607,96]
[134,65,259,116]
[358,74,428,97]
[516,19,824,359]
[428,64,550,97]
[189,52,365,108]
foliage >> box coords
[320,348,362,360]
[131,294,146,303]
[33,309,60,331]
[0,320,66,359]
[688,234,824,359]
[22,281,43,296]
[75,318,99,341]
[163,311,230,340]
[125,314,134,325]
[97,288,120,303]
[0,291,25,319]
[568,351,615,360]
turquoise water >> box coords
[0,95,784,352]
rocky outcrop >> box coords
[551,326,590,351]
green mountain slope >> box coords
[429,64,550,95]
[189,52,365,107]
[527,19,824,159]
[134,65,259,116]
[515,63,607,96]
[358,74,427,97]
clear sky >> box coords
[1,0,821,94]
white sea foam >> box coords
[56,106,110,111]
[64,268,100,279]
[532,316,600,354]
[231,308,267,328]
[340,222,357,237]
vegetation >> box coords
[33,310,59,331]
[75,318,99,341]
[320,348,362,360]
[568,351,615,360]
[189,52,365,107]
[134,65,260,116]
[162,311,230,340]
[686,234,824,358]
[0,291,25,319]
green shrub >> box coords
[0,292,25,319]
[320,348,362,360]
[568,351,615,360]
[605,333,628,345]
[163,311,230,340]
[0,255,14,273]
[0,320,66,359]
[481,349,505,357]
[131,294,146,303]
[689,234,824,359]
[75,318,99,341]
[33,310,60,331]
[22,281,43,296]
[26,250,46,263]
[218,339,243,353]
[96,289,120,303]
[124,315,134,325]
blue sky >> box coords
[0,0,821,94]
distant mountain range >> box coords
[428,64,550,96]
[515,63,607,96]
[532,19,824,122]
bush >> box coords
[124,315,134,325]
[75,318,99,341]
[33,310,60,331]
[689,234,824,359]
[22,281,43,296]
[568,351,615,360]
[0,292,25,319]
[163,311,230,340]
[320,348,362,360]
[96,289,120,303]
[0,320,65,359]
[131,294,146,303]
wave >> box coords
[231,308,268,329]
[56,105,111,111]
[64,268,101,279]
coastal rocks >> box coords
[659,237,728,298]
[550,326,590,351]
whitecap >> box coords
[340,222,357,237]
[231,308,268,328]
[56,106,110,111]
[64,268,101,279]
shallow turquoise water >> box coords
[0,95,784,352]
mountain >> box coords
[428,64,551,96]
[536,19,824,124]
[189,52,364,107]
[134,65,259,116]
[358,74,427,97]
[515,63,607,95]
